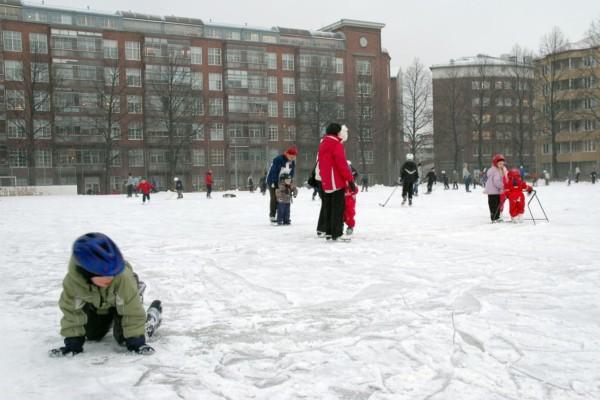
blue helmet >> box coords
[73,233,124,276]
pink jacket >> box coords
[317,135,354,192]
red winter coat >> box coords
[504,175,532,217]
[317,135,354,192]
[344,184,358,229]
[137,180,154,195]
[205,174,213,185]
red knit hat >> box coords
[492,154,505,166]
[286,146,298,156]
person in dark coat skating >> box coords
[400,153,418,206]
[426,168,437,194]
[174,177,184,199]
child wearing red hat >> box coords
[504,168,533,223]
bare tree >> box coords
[403,58,432,159]
[470,56,497,170]
[6,55,54,185]
[435,67,468,172]
[145,53,198,185]
[507,45,535,166]
[537,27,569,178]
[93,60,125,194]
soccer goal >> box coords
[0,176,17,187]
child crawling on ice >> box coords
[504,168,533,223]
[49,233,162,357]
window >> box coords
[126,68,141,87]
[208,48,222,65]
[335,57,344,74]
[30,33,47,54]
[268,125,278,141]
[283,101,295,118]
[104,67,119,86]
[127,96,142,114]
[359,127,372,142]
[3,31,22,52]
[285,126,296,141]
[34,91,50,111]
[6,90,25,110]
[103,39,118,59]
[191,97,204,116]
[209,98,223,116]
[128,121,143,140]
[9,149,27,167]
[357,81,372,97]
[125,41,140,60]
[210,123,224,140]
[31,62,49,82]
[191,47,202,64]
[192,149,206,166]
[364,150,374,165]
[128,149,144,167]
[109,150,121,167]
[110,124,121,139]
[34,120,51,138]
[8,120,25,138]
[584,140,596,152]
[266,53,277,69]
[267,76,278,94]
[542,143,550,154]
[336,103,345,119]
[192,123,204,140]
[283,77,295,95]
[335,81,344,96]
[211,148,225,166]
[585,120,596,131]
[356,60,371,76]
[4,60,23,81]
[268,100,278,117]
[282,54,294,71]
[209,73,223,91]
[35,150,52,168]
[77,37,96,52]
[361,105,372,120]
[192,72,203,90]
[228,96,248,113]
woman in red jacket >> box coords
[205,170,213,199]
[316,123,356,241]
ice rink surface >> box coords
[1,183,599,399]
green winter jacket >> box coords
[59,257,146,340]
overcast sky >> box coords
[43,0,599,73]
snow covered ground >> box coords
[1,183,599,400]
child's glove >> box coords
[49,336,84,357]
[126,336,155,355]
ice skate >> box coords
[145,300,162,338]
[317,231,326,238]
[346,227,353,235]
[408,198,412,206]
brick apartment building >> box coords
[0,1,400,193]
[534,40,600,179]
[431,55,536,176]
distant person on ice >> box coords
[452,170,459,190]
[137,178,154,204]
[426,167,437,194]
[485,154,508,223]
[463,163,472,192]
[275,172,297,225]
[259,171,267,195]
[591,170,597,184]
[441,170,450,190]
[504,168,533,223]
[267,146,297,223]
[316,123,355,241]
[49,233,161,357]
[174,177,183,199]
[126,173,135,197]
[205,170,213,198]
[400,153,418,206]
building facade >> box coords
[534,41,600,179]
[431,55,536,175]
[0,2,399,194]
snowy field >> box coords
[1,183,599,400]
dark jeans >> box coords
[464,177,471,192]
[427,181,434,193]
[83,304,125,344]
[177,190,183,199]
[402,181,414,199]
[127,184,133,197]
[361,184,368,192]
[488,194,501,222]
[277,202,291,224]
[269,186,277,218]
[317,189,345,238]
[413,181,419,195]
[206,184,212,198]
[142,193,150,203]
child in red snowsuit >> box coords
[504,168,532,223]
[344,162,359,235]
[136,178,155,204]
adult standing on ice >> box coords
[266,146,297,223]
[485,154,507,223]
[205,170,213,198]
[400,153,418,206]
[316,123,355,240]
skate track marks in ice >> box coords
[1,184,599,399]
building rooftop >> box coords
[430,54,533,70]
[320,19,385,32]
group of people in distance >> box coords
[125,170,214,203]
